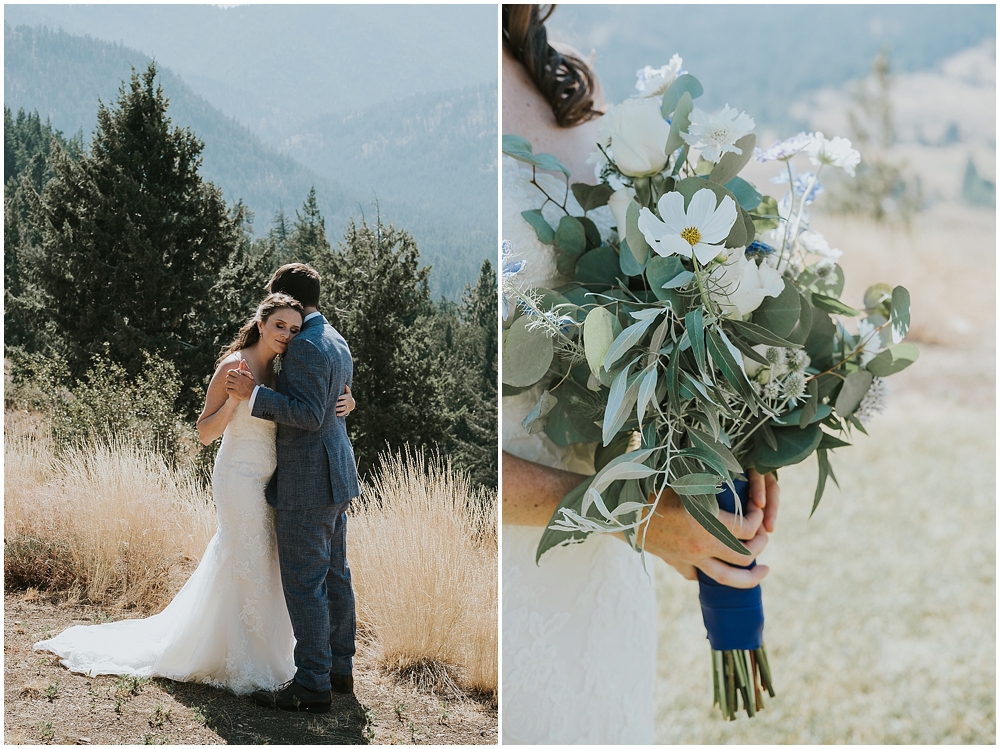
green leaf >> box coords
[812,293,861,317]
[679,493,751,556]
[503,134,571,176]
[579,216,602,249]
[834,370,874,417]
[603,311,662,370]
[575,245,621,285]
[536,476,595,563]
[755,423,823,469]
[665,92,694,155]
[723,175,762,211]
[771,403,831,426]
[752,279,800,337]
[726,319,802,349]
[672,473,724,495]
[710,134,757,185]
[811,449,831,518]
[726,331,769,365]
[619,240,646,277]
[804,307,836,370]
[662,74,704,118]
[784,291,814,346]
[890,286,911,344]
[686,308,707,374]
[584,307,616,378]
[501,315,553,387]
[677,446,730,482]
[665,349,681,410]
[866,342,919,377]
[543,377,604,445]
[637,367,659,430]
[818,432,851,449]
[594,431,631,473]
[706,328,758,409]
[602,360,641,445]
[799,378,819,428]
[645,255,686,303]
[553,216,587,257]
[520,209,554,244]
[571,182,614,212]
[521,390,558,435]
[624,200,652,266]
[688,427,744,473]
[750,195,780,232]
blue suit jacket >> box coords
[251,314,361,509]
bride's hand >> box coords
[642,485,770,590]
[335,385,355,417]
[748,468,780,533]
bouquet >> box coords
[502,56,918,719]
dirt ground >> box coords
[4,592,497,746]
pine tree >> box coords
[314,215,449,477]
[285,187,330,265]
[22,63,247,416]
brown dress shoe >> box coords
[330,673,354,695]
[252,679,332,713]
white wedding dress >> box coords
[35,404,295,695]
[502,156,657,744]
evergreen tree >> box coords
[22,63,247,416]
[314,215,449,477]
[285,187,330,265]
[268,207,291,264]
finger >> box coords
[696,558,769,589]
[763,473,780,533]
[344,385,352,394]
[238,359,250,371]
[748,468,766,508]
[718,504,763,540]
[713,525,768,566]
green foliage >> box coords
[273,187,332,266]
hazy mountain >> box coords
[2,4,497,145]
[4,22,497,298]
[546,4,996,131]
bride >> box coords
[501,5,779,743]
[35,292,355,695]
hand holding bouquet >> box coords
[502,56,918,719]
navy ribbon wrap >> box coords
[696,479,765,651]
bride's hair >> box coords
[216,293,304,366]
[502,4,600,127]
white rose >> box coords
[708,252,785,319]
[599,98,671,177]
[607,187,636,232]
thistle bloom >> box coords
[637,189,737,264]
[754,132,813,162]
[806,132,861,176]
[682,105,755,163]
[635,55,684,97]
[855,376,889,424]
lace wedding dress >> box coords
[35,404,295,695]
[502,156,657,744]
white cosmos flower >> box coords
[682,105,755,163]
[798,230,843,260]
[598,98,672,177]
[637,189,737,264]
[708,252,785,318]
[635,55,684,97]
[806,132,861,176]
[754,131,813,162]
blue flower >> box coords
[745,240,776,257]
[501,240,525,321]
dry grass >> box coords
[349,450,498,696]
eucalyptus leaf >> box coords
[594,431,632,473]
[709,134,757,186]
[521,209,555,244]
[835,370,874,417]
[707,329,758,409]
[662,74,704,118]
[624,200,652,266]
[686,308,708,374]
[726,319,802,349]
[756,423,823,469]
[603,312,662,370]
[866,342,919,376]
[799,379,819,428]
[554,215,587,257]
[502,134,571,176]
[818,432,851,449]
[688,428,744,473]
[890,286,911,344]
[501,315,554,387]
[637,367,659,429]
[812,293,861,317]
[572,182,615,212]
[522,390,558,434]
[672,473,725,495]
[810,449,831,518]
[602,360,640,445]
[584,307,616,377]
[589,449,657,498]
[784,291,814,346]
[579,216,602,249]
[575,245,622,285]
[723,175,763,211]
[665,92,694,155]
[752,279,800,337]
[536,476,595,563]
[662,270,695,289]
[619,240,647,276]
[679,493,751,556]
[750,195,780,232]
[772,403,831,426]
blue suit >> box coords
[251,313,360,689]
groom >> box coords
[226,263,361,714]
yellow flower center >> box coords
[680,226,702,246]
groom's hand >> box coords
[225,360,257,402]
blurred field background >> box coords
[652,36,995,747]
[547,7,996,743]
